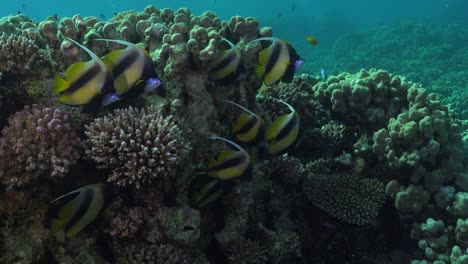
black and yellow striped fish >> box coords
[207,136,252,180]
[208,37,244,81]
[253,37,304,86]
[49,183,112,238]
[265,99,300,154]
[223,100,265,145]
[191,175,232,208]
[97,39,162,97]
[53,38,119,110]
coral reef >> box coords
[85,106,190,188]
[0,104,81,188]
[0,4,467,264]
[304,173,385,225]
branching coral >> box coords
[85,106,190,188]
[0,33,52,78]
[0,104,82,188]
[304,173,385,225]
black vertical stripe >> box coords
[209,50,238,73]
[63,63,101,94]
[64,189,94,233]
[236,116,258,135]
[210,153,247,173]
[275,113,298,141]
[112,48,140,78]
[263,42,282,77]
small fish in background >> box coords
[253,37,304,86]
[306,35,319,46]
[53,13,59,21]
[99,13,106,20]
[276,12,283,18]
[265,99,300,155]
[223,100,265,145]
[49,183,113,238]
[17,10,21,14]
[53,37,119,111]
[208,37,245,82]
[320,66,328,81]
[97,39,163,97]
[21,2,26,9]
[291,4,296,12]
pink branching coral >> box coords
[0,33,52,77]
[84,106,191,188]
[0,105,82,188]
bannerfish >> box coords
[208,37,244,81]
[223,100,265,145]
[265,99,300,155]
[53,37,119,110]
[320,67,328,81]
[306,35,318,46]
[96,39,163,97]
[49,183,112,238]
[191,175,229,208]
[206,136,252,180]
[253,37,304,86]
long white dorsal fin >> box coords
[94,38,135,47]
[66,37,100,62]
[220,37,236,49]
[209,136,245,153]
[50,186,84,204]
[275,98,295,114]
[250,37,281,43]
[222,100,260,119]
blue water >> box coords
[4,0,468,37]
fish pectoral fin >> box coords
[53,76,70,94]
[254,64,265,78]
[101,49,124,67]
[65,61,88,81]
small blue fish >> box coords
[320,67,328,81]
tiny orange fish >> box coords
[306,35,318,46]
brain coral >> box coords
[85,106,190,188]
[304,172,385,225]
[0,105,82,188]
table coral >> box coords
[85,106,191,189]
[0,104,82,188]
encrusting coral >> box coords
[304,173,385,225]
[85,106,190,188]
[0,104,82,188]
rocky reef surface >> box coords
[0,6,467,264]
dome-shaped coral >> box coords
[0,104,82,188]
[85,106,190,188]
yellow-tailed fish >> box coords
[252,37,304,86]
[53,38,119,110]
[208,37,244,81]
[96,38,162,97]
[223,100,265,145]
[207,136,252,180]
[265,99,300,154]
[49,183,112,238]
[306,35,318,46]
